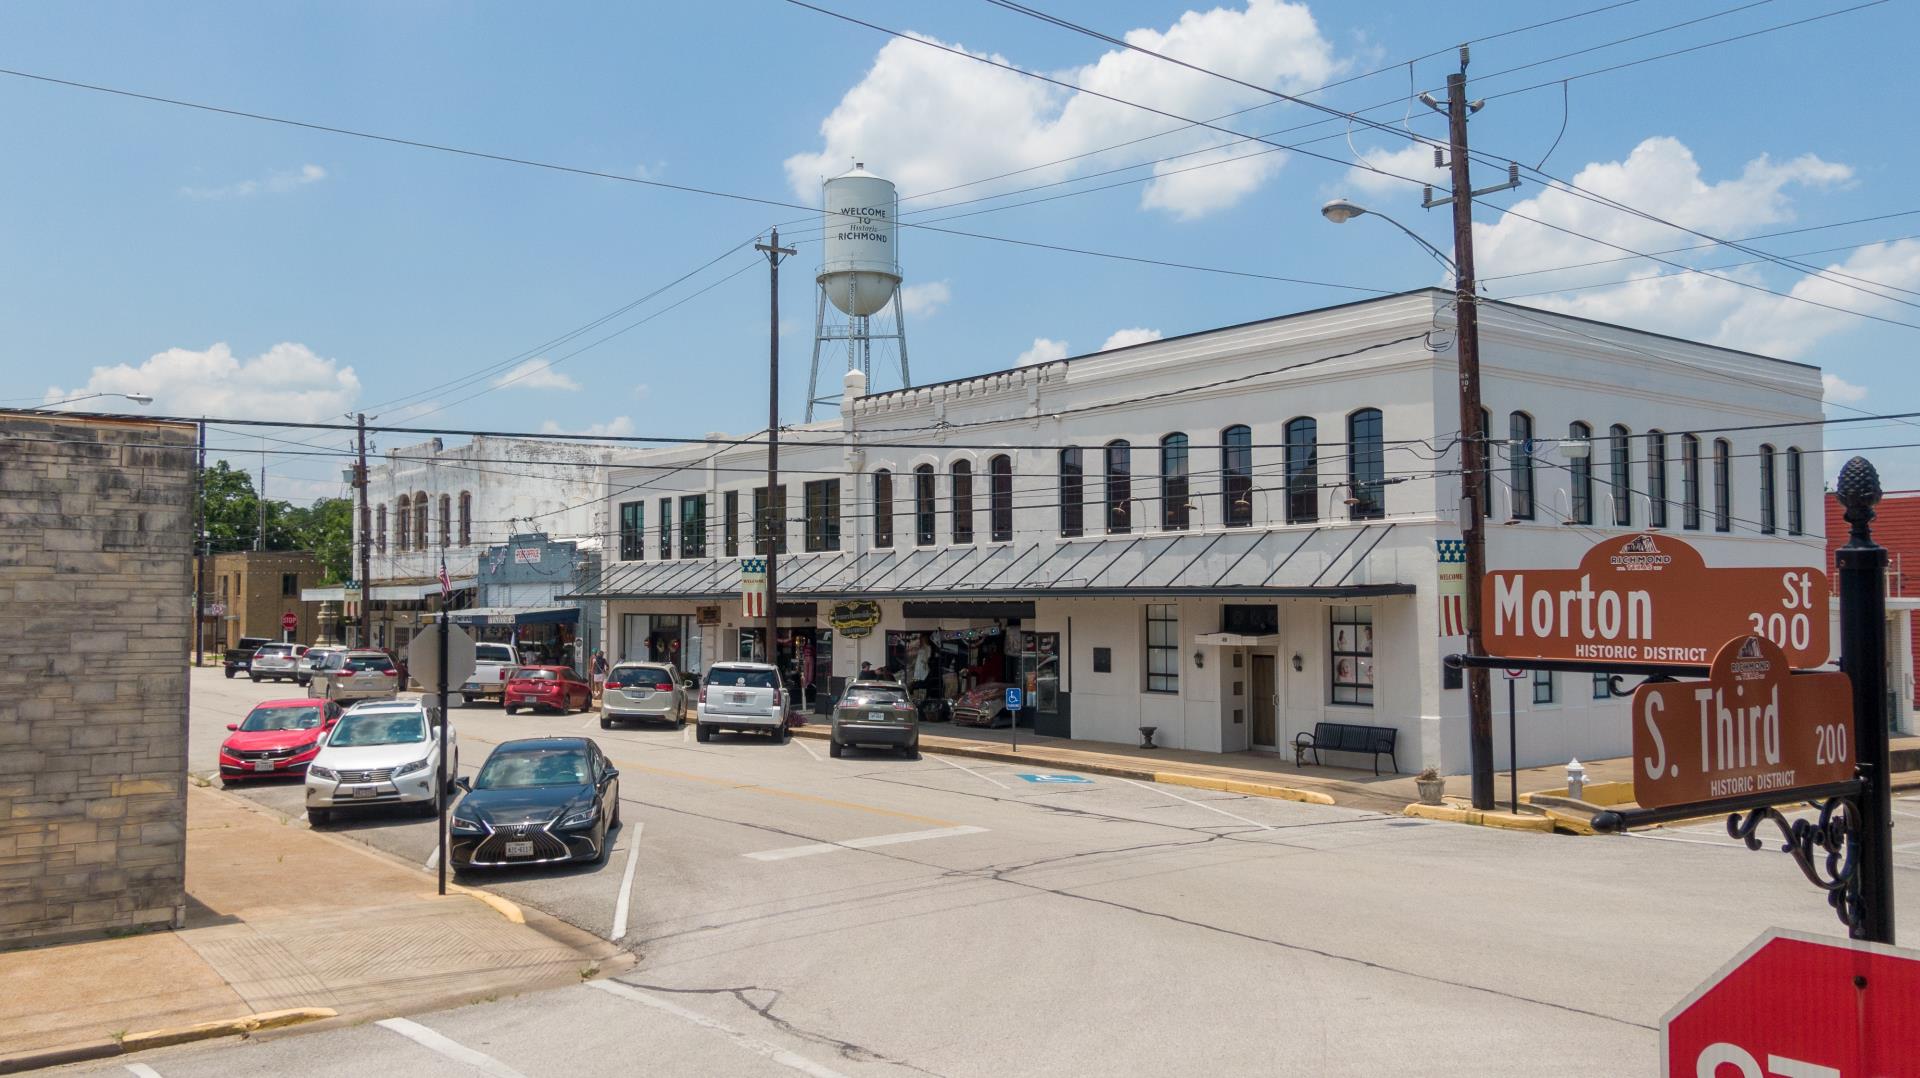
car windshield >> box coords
[328,712,425,747]
[256,645,293,657]
[473,747,590,789]
[345,656,393,673]
[476,644,516,663]
[513,668,560,681]
[239,705,322,732]
[609,665,669,687]
[712,669,777,689]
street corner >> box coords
[1402,800,1558,833]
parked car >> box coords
[504,666,592,714]
[217,698,343,782]
[951,682,1016,728]
[308,649,401,703]
[448,737,620,873]
[695,662,789,742]
[829,681,919,758]
[221,636,273,679]
[461,642,522,705]
[298,645,348,687]
[248,642,309,683]
[304,699,457,826]
[600,662,686,728]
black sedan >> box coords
[448,737,621,873]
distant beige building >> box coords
[204,550,326,651]
[0,409,194,948]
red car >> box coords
[218,698,343,782]
[504,666,592,714]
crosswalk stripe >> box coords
[587,980,850,1078]
[744,825,988,861]
[376,1017,528,1078]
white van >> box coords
[695,662,788,743]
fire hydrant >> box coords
[1566,758,1588,802]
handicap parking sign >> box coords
[1018,774,1091,784]
[1005,686,1024,711]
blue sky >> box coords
[3,0,1916,500]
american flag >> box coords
[438,555,451,601]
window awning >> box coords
[447,606,581,627]
[563,525,1412,602]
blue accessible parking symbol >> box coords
[1018,774,1092,784]
[1004,687,1023,711]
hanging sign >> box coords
[1630,634,1854,810]
[1483,533,1828,667]
[827,599,881,639]
[740,558,767,619]
[1436,538,1467,636]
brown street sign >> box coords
[1630,634,1854,810]
[1484,533,1829,667]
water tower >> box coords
[805,163,912,420]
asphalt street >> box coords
[106,667,1920,1077]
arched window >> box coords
[1758,444,1777,535]
[376,504,388,554]
[1681,434,1702,530]
[1283,418,1316,524]
[1058,448,1084,538]
[913,464,936,546]
[1160,433,1190,530]
[989,455,1013,542]
[395,497,410,552]
[1713,439,1732,532]
[1568,422,1593,525]
[951,460,974,544]
[438,493,452,548]
[458,492,472,547]
[1508,412,1535,521]
[873,470,894,549]
[412,492,428,550]
[1105,440,1132,534]
[1608,424,1631,527]
[1223,424,1254,527]
[1786,447,1804,536]
[1646,431,1668,528]
[1346,408,1384,521]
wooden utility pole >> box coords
[194,419,207,666]
[755,229,796,680]
[356,413,372,648]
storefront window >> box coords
[754,485,788,554]
[913,466,935,546]
[1329,605,1374,706]
[680,495,708,558]
[619,501,644,561]
[738,628,830,710]
[885,627,1016,720]
[1019,631,1060,716]
[1145,603,1177,693]
[873,470,894,548]
[724,490,740,557]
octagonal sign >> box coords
[1664,929,1920,1077]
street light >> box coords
[39,391,154,409]
[1320,199,1456,274]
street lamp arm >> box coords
[36,391,154,409]
[1368,212,1457,275]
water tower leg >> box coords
[891,288,911,389]
[805,284,829,423]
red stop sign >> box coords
[281,612,298,632]
[1664,929,1920,1076]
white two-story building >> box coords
[570,289,1826,771]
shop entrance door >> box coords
[1250,653,1277,749]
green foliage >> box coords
[200,464,355,583]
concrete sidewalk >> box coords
[0,785,624,1071]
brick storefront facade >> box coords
[0,411,194,948]
[206,550,326,651]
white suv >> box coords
[250,643,308,683]
[695,662,789,743]
[305,700,457,826]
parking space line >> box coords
[682,725,691,743]
[1116,777,1270,830]
[376,1017,528,1078]
[588,980,849,1077]
[611,822,644,943]
[929,752,1010,789]
[608,759,954,826]
[793,737,822,762]
[124,1064,164,1078]
[744,825,989,861]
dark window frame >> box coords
[619,501,644,561]
[1681,434,1702,530]
[1608,424,1632,526]
[753,485,789,555]
[1160,433,1190,531]
[950,460,974,544]
[873,470,894,549]
[723,490,740,557]
[658,497,672,559]
[913,465,936,547]
[1713,438,1732,533]
[989,455,1013,542]
[1786,446,1804,536]
[1283,418,1316,525]
[1105,440,1131,535]
[1058,448,1084,538]
[1759,443,1777,535]
[1569,421,1593,525]
[1346,408,1384,521]
[1223,424,1255,527]
[1329,604,1374,707]
[1145,603,1179,694]
[1508,411,1535,521]
[680,494,708,558]
[804,479,840,552]
[1646,431,1668,529]
[458,491,472,547]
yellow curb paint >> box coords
[1153,772,1336,806]
[442,886,526,924]
[1542,807,1600,836]
[1402,802,1555,833]
[120,1007,336,1051]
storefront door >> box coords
[1250,653,1277,749]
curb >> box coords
[0,1008,334,1074]
[1403,802,1556,832]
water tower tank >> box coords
[819,163,900,317]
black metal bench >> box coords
[1293,722,1399,775]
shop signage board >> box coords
[827,599,881,639]
[514,547,541,564]
[1663,929,1920,1077]
[1483,533,1828,667]
[1630,634,1854,810]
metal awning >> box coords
[448,605,580,627]
[563,525,1413,602]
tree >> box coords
[199,464,350,580]
[201,461,262,552]
[281,498,354,583]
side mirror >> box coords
[603,767,620,782]
[454,776,471,792]
[226,723,238,732]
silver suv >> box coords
[250,643,308,683]
[695,662,788,743]
[602,662,686,729]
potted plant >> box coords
[1415,766,1446,805]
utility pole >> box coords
[256,451,267,552]
[356,413,371,649]
[755,229,796,681]
[194,420,207,666]
[1423,46,1518,811]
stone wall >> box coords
[0,412,195,948]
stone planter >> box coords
[1415,778,1447,805]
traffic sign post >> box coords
[1504,669,1523,813]
[407,619,475,897]
[1005,686,1023,753]
[281,610,297,641]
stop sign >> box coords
[281,611,298,632]
[1664,929,1920,1076]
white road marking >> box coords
[1116,777,1271,830]
[582,714,599,730]
[1625,831,1743,848]
[929,751,1011,789]
[744,825,989,861]
[683,725,692,743]
[793,737,823,762]
[587,980,851,1078]
[376,1017,528,1078]
[610,822,644,943]
[124,1065,164,1078]
[424,844,439,871]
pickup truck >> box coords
[460,642,522,705]
[222,637,273,679]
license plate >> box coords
[504,841,535,858]
[463,681,480,691]
[252,760,275,772]
[731,692,748,703]
[351,786,378,799]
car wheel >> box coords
[610,796,621,829]
[900,742,919,759]
[307,808,331,827]
[249,674,261,683]
[224,668,236,679]
[599,715,612,729]
[829,739,843,758]
[594,825,612,864]
[504,705,517,715]
[695,723,712,743]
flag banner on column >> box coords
[1436,538,1466,636]
[740,558,767,619]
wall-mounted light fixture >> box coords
[1291,653,1304,672]
[1193,650,1205,669]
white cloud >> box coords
[540,416,634,437]
[1343,141,1447,196]
[1100,327,1164,350]
[491,357,580,392]
[1016,338,1069,367]
[900,281,951,318]
[1822,373,1868,404]
[44,341,359,421]
[785,1,1340,219]
[182,163,327,200]
[632,383,651,400]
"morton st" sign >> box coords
[1483,533,1828,668]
